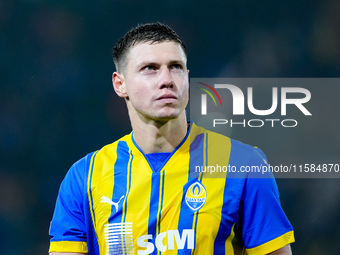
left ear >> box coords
[112,72,128,98]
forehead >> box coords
[126,41,187,67]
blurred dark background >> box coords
[1,0,340,254]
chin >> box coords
[153,115,178,122]
[153,112,181,122]
[145,106,186,122]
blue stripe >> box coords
[202,132,209,180]
[188,133,205,179]
[192,210,199,251]
[109,141,130,223]
[147,172,161,254]
[177,133,205,255]
[213,139,246,254]
[89,151,99,226]
[157,172,165,235]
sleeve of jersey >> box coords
[239,148,295,255]
[49,157,89,253]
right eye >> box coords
[142,65,156,71]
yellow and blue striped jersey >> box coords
[49,123,294,254]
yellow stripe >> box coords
[49,241,88,253]
[225,223,236,254]
[246,231,295,255]
[225,224,246,254]
[191,132,207,254]
[194,131,231,253]
[203,132,207,174]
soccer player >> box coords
[49,22,294,255]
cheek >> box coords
[125,83,150,107]
[125,78,144,98]
[182,90,189,106]
[129,90,146,106]
[180,82,189,99]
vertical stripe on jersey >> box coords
[213,138,244,254]
[176,133,205,255]
[108,141,130,222]
[188,133,205,180]
[196,132,231,254]
[157,138,192,254]
[105,141,132,254]
[88,151,99,229]
[157,171,165,255]
[87,141,129,254]
[147,170,165,253]
[190,133,206,255]
[123,150,133,223]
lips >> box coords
[156,94,178,104]
[157,94,177,100]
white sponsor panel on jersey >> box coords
[137,229,195,254]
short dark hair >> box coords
[112,22,187,73]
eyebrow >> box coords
[136,60,185,69]
[168,60,185,66]
[137,61,159,68]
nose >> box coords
[159,67,174,89]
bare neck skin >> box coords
[128,106,188,154]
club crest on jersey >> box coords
[185,182,207,211]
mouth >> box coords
[157,94,178,103]
[157,93,177,100]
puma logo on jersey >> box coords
[100,195,124,212]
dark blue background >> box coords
[1,0,340,254]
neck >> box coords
[130,112,188,154]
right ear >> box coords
[112,72,128,98]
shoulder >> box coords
[75,133,132,165]
[192,123,269,179]
[66,133,132,180]
[193,123,267,162]
[230,138,268,163]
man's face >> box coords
[118,41,189,123]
